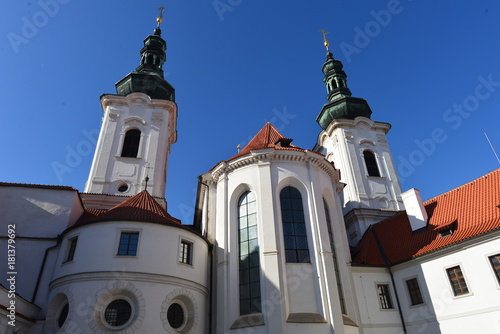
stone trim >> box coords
[286,312,327,323]
[230,313,265,329]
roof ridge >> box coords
[424,168,500,205]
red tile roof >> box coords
[229,122,309,160]
[75,190,181,226]
[353,168,500,265]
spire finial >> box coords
[156,6,166,28]
[321,29,330,52]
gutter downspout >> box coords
[31,236,60,303]
[372,228,407,334]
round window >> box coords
[167,303,184,329]
[118,184,129,192]
[58,303,69,328]
[104,299,132,327]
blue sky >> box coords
[1,0,499,223]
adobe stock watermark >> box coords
[7,0,72,54]
[339,0,404,64]
[51,129,99,182]
[213,0,243,22]
[397,74,500,182]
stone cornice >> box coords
[208,149,340,183]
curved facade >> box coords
[45,219,209,334]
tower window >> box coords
[238,191,261,315]
[121,129,141,158]
[280,186,310,263]
[363,150,381,177]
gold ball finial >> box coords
[156,6,166,28]
[321,29,330,52]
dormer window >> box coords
[121,129,141,158]
[437,221,457,239]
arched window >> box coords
[121,129,141,158]
[280,186,310,263]
[323,198,347,314]
[238,191,261,315]
[363,150,380,177]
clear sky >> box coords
[1,0,499,223]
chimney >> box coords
[401,188,428,231]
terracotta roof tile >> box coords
[229,123,308,160]
[75,190,181,226]
[353,168,500,265]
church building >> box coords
[1,11,499,334]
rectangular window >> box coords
[490,254,500,285]
[447,266,469,296]
[179,240,193,265]
[406,278,424,305]
[65,237,78,262]
[377,284,394,309]
[117,232,139,256]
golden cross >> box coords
[157,6,166,27]
[320,29,330,51]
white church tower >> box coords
[314,34,404,246]
[84,12,177,203]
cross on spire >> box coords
[321,29,330,52]
[157,6,166,28]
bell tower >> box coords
[314,31,404,246]
[84,8,177,202]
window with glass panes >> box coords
[280,186,310,263]
[117,232,139,256]
[377,284,394,309]
[179,240,192,265]
[238,191,261,315]
[406,278,424,305]
[489,254,500,285]
[446,266,469,296]
[66,237,78,262]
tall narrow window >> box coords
[179,240,193,265]
[377,284,394,309]
[489,254,500,285]
[446,266,469,296]
[121,129,141,158]
[406,278,424,305]
[280,186,310,263]
[323,198,346,314]
[117,232,139,256]
[65,237,78,262]
[363,150,380,177]
[238,191,261,315]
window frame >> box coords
[280,186,310,264]
[178,239,193,266]
[376,283,395,310]
[64,235,78,263]
[120,128,141,158]
[446,265,470,297]
[405,277,424,306]
[116,231,140,256]
[488,253,500,287]
[237,190,262,316]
